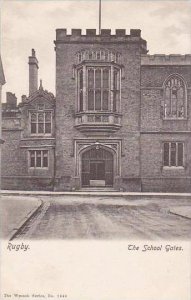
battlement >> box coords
[141,54,191,66]
[55,28,147,49]
[56,28,141,38]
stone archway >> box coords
[81,147,114,187]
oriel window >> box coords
[87,67,111,111]
[79,70,83,112]
[76,50,121,113]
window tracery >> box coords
[161,75,187,119]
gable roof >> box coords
[20,85,55,107]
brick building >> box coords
[1,29,191,192]
[0,55,6,189]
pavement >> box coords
[2,194,189,240]
[0,195,42,239]
[169,206,191,219]
[1,192,191,240]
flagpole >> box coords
[99,0,101,35]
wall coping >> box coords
[141,54,191,65]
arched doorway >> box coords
[81,147,113,187]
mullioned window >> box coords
[161,75,187,119]
[76,49,121,114]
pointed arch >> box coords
[80,144,115,187]
[162,74,187,119]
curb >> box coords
[1,191,191,200]
[9,199,43,241]
[20,200,51,239]
[169,210,191,220]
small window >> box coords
[30,150,35,167]
[29,150,49,168]
[30,111,52,135]
[163,142,184,167]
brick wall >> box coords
[140,57,191,191]
[140,133,191,192]
[1,31,191,192]
[2,130,25,175]
[1,90,56,190]
[54,31,144,190]
[141,65,191,132]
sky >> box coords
[1,0,191,102]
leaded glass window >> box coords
[77,66,120,112]
[162,75,187,119]
[29,150,49,168]
[163,142,184,167]
[87,67,110,111]
[30,111,52,134]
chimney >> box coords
[28,49,39,95]
[21,95,27,102]
[6,92,17,109]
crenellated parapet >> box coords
[54,28,147,52]
[141,54,191,65]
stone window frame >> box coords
[76,62,121,113]
[161,74,187,120]
[76,49,122,64]
[29,110,53,136]
[28,149,49,169]
[163,141,184,168]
